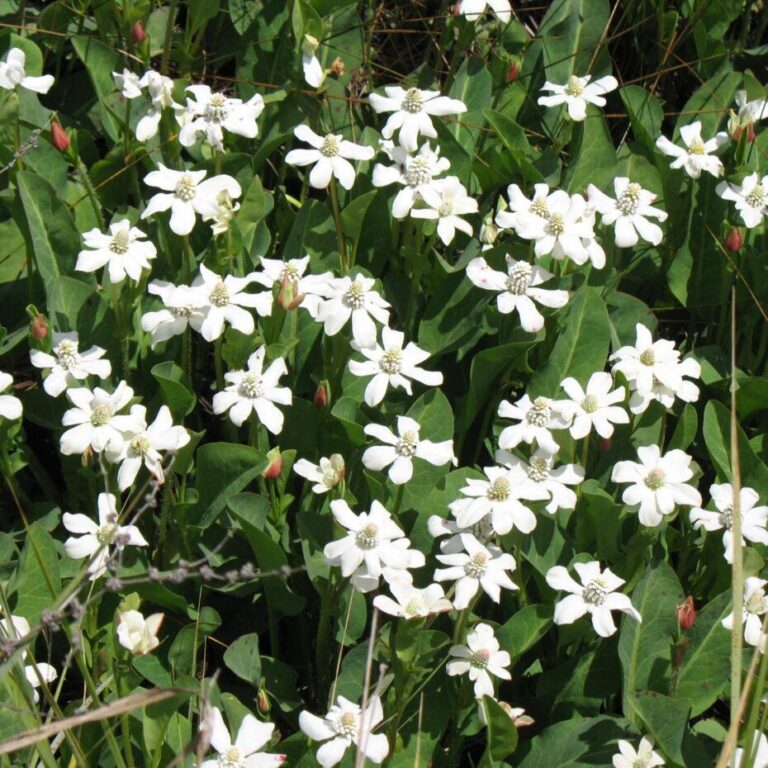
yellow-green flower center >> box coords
[379,347,402,375]
[505,262,532,296]
[174,174,197,202]
[564,75,584,97]
[109,228,131,255]
[644,468,666,490]
[616,182,642,216]
[320,134,340,157]
[90,403,112,426]
[209,282,230,307]
[402,87,423,114]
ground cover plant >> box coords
[0,0,767,765]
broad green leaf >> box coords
[483,109,544,183]
[496,604,552,660]
[151,361,196,418]
[628,691,690,765]
[449,58,492,153]
[223,633,262,686]
[480,696,519,764]
[565,109,617,193]
[667,404,699,452]
[71,36,122,141]
[12,523,61,624]
[620,85,663,150]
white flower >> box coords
[435,533,517,609]
[558,372,629,439]
[459,0,512,21]
[446,623,511,698]
[201,188,240,236]
[30,332,111,397]
[200,707,285,768]
[448,464,548,535]
[478,701,534,728]
[179,84,264,150]
[466,255,568,333]
[611,445,702,527]
[190,264,272,342]
[0,48,54,94]
[410,176,478,244]
[76,219,157,283]
[372,141,450,218]
[515,190,594,263]
[735,732,768,768]
[734,90,768,123]
[722,577,768,652]
[63,493,148,580]
[537,74,618,121]
[691,484,768,564]
[373,579,453,619]
[117,610,164,654]
[655,121,728,179]
[427,514,494,555]
[140,280,207,346]
[610,323,701,414]
[588,178,668,248]
[546,561,641,637]
[109,405,190,491]
[716,172,768,229]
[302,35,325,88]
[113,68,142,99]
[60,382,141,456]
[135,70,178,141]
[0,371,22,421]
[612,736,665,768]
[362,415,455,485]
[369,86,467,152]
[348,327,443,407]
[497,394,571,454]
[294,454,345,494]
[141,164,242,236]
[323,500,424,592]
[299,695,389,768]
[0,615,57,703]
[213,347,291,433]
[252,256,333,319]
[495,448,584,515]
[495,183,553,233]
[285,125,374,190]
[315,274,390,348]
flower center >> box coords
[745,591,767,616]
[688,138,706,155]
[217,745,242,768]
[239,373,263,399]
[546,212,565,236]
[90,403,113,426]
[530,197,549,218]
[174,174,197,202]
[639,347,656,366]
[564,75,585,97]
[487,477,511,501]
[527,456,551,483]
[405,155,432,187]
[281,263,301,284]
[396,430,418,457]
[526,396,551,427]
[438,199,454,217]
[643,468,666,490]
[470,648,491,669]
[336,711,358,738]
[320,134,340,157]
[96,523,117,546]
[379,347,402,375]
[581,394,599,413]
[356,523,379,550]
[582,579,606,606]
[56,339,79,368]
[745,183,766,209]
[343,280,366,309]
[404,596,423,617]
[505,262,532,296]
[616,182,642,215]
[109,228,131,255]
[206,92,229,123]
[170,305,193,317]
[209,282,230,307]
[402,87,423,114]
[464,552,488,579]
[720,505,733,531]
[131,435,151,456]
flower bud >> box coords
[257,681,271,714]
[330,57,345,77]
[725,226,744,253]
[479,211,499,246]
[507,61,520,83]
[31,313,48,340]
[313,380,330,408]
[277,273,304,311]
[302,34,319,57]
[262,447,282,479]
[50,122,70,152]
[676,596,696,631]
[132,20,146,44]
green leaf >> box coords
[480,696,518,764]
[496,604,552,661]
[12,522,61,624]
[618,562,683,706]
[223,633,262,686]
[449,58,492,153]
[565,110,617,193]
[628,692,689,765]
[667,404,698,452]
[529,286,611,397]
[483,109,543,183]
[195,443,268,526]
[620,86,663,150]
[71,36,122,141]
[151,361,197,418]
[674,592,730,716]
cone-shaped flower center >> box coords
[526,397,551,426]
[746,183,766,209]
[343,280,366,309]
[336,710,358,738]
[356,523,379,550]
[581,393,599,413]
[470,648,491,669]
[239,373,263,399]
[582,579,607,606]
[402,87,424,114]
[209,282,230,307]
[110,228,131,255]
[528,455,551,483]
[405,155,432,187]
[616,182,642,215]
[643,468,666,490]
[564,75,584,97]
[506,262,532,296]
[131,435,151,456]
[90,403,113,426]
[487,477,511,501]
[96,522,117,546]
[320,134,340,157]
[720,505,733,531]
[174,174,197,202]
[171,305,194,317]
[207,93,229,123]
[404,596,424,617]
[396,430,418,457]
[465,552,488,578]
[546,212,565,236]
[379,347,402,375]
[56,339,80,368]
[688,138,706,155]
[745,590,768,615]
[530,197,549,218]
[639,347,656,366]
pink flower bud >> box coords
[31,313,48,340]
[51,122,70,152]
[313,380,330,408]
[262,447,282,479]
[725,226,743,253]
[132,20,146,44]
[676,596,696,630]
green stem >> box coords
[160,0,178,76]
[328,178,348,272]
[392,484,404,516]
[77,158,106,231]
[214,335,225,393]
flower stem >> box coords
[328,178,348,272]
[77,157,106,231]
[214,335,225,394]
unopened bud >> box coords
[479,211,499,246]
[313,380,330,408]
[132,20,146,44]
[262,447,282,479]
[257,685,271,714]
[507,60,521,83]
[302,34,319,57]
[725,226,744,253]
[676,596,696,631]
[31,313,48,340]
[330,57,345,77]
[51,122,70,152]
[277,273,303,311]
